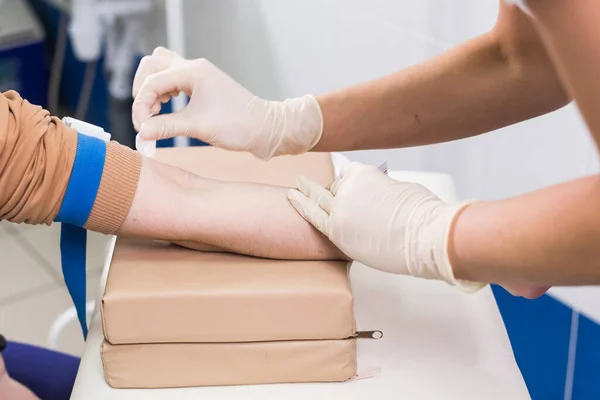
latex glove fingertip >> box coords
[338,161,362,177]
[138,124,151,140]
[287,189,313,220]
[286,188,306,208]
[328,177,343,195]
[296,175,322,196]
[133,110,153,133]
[151,103,162,115]
[295,175,308,189]
[287,189,331,236]
[286,188,300,202]
[138,113,157,140]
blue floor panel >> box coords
[572,313,600,399]
[492,285,572,400]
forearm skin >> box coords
[119,157,346,261]
[451,175,600,289]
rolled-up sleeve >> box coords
[0,91,142,233]
[0,90,77,224]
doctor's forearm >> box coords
[450,175,600,288]
[118,157,345,261]
[313,6,567,152]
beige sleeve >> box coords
[84,141,141,234]
[0,90,141,233]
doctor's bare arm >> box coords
[450,1,600,291]
[525,0,600,150]
[313,1,568,152]
[116,156,346,261]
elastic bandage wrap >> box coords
[0,90,141,233]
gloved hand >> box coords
[286,162,485,291]
[132,47,323,160]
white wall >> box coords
[173,0,599,319]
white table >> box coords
[71,156,530,400]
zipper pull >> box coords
[353,330,383,339]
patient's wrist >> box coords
[83,142,141,234]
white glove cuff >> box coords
[504,0,532,17]
[441,201,487,293]
[268,94,324,159]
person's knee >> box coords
[2,340,80,400]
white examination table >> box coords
[70,153,530,400]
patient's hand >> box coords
[118,157,346,261]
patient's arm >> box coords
[119,157,346,260]
[0,90,342,260]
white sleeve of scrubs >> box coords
[504,0,532,16]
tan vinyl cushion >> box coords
[101,338,357,388]
[101,148,354,344]
[101,241,354,344]
[100,148,357,387]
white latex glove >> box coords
[504,0,531,16]
[132,47,323,160]
[287,162,485,292]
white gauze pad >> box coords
[136,113,157,158]
[135,134,157,158]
